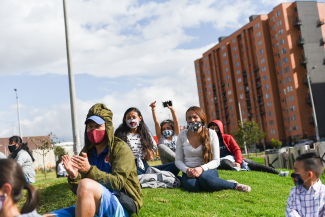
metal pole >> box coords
[62,0,81,155]
[238,103,248,156]
[14,89,23,140]
[307,66,320,142]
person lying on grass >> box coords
[208,120,289,177]
[44,103,142,217]
[149,100,180,164]
[175,106,251,193]
[115,107,179,176]
[0,158,42,217]
[286,153,325,217]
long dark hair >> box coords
[186,106,213,164]
[115,107,154,154]
[9,136,35,162]
[160,119,175,135]
[0,159,39,214]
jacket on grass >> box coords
[68,103,142,213]
[209,120,243,165]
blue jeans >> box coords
[136,160,180,177]
[24,174,31,183]
[182,169,237,192]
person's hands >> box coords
[235,162,241,168]
[71,152,91,174]
[149,101,156,109]
[191,167,203,178]
[164,100,174,111]
[144,150,154,161]
[62,155,78,179]
[186,168,195,178]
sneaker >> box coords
[279,171,289,177]
[227,180,239,184]
[231,167,241,171]
[235,183,251,192]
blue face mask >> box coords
[162,130,173,138]
[291,172,309,187]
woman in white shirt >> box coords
[175,106,251,192]
[149,101,180,164]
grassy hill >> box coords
[19,159,314,216]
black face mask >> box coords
[8,144,17,153]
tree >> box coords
[29,133,58,179]
[232,120,266,153]
[271,138,282,149]
[54,146,67,159]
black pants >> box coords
[218,158,279,175]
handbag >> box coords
[114,192,137,214]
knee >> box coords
[77,178,96,197]
[182,176,201,192]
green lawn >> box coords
[22,158,301,216]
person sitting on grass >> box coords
[56,158,67,178]
[175,106,251,193]
[115,107,179,176]
[0,158,42,217]
[208,120,289,177]
[149,100,180,164]
[44,103,142,217]
[286,153,325,217]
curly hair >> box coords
[115,107,155,154]
[186,106,213,164]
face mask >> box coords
[162,130,173,138]
[87,129,106,145]
[8,144,17,153]
[291,172,309,187]
[126,119,139,129]
[187,121,203,133]
[0,194,6,211]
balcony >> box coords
[246,97,250,101]
[260,110,265,115]
[318,19,325,26]
[217,116,220,119]
[226,119,230,124]
[214,101,218,105]
[213,85,216,90]
[214,96,218,101]
[306,96,311,105]
[248,113,253,118]
[303,78,308,85]
[245,88,249,93]
[224,104,228,109]
[254,65,259,72]
[244,79,248,85]
[255,73,260,80]
[247,105,251,110]
[300,57,308,65]
[257,92,263,97]
[222,90,226,94]
[221,81,225,87]
[242,71,247,77]
[294,18,302,27]
[297,38,305,46]
[223,97,227,101]
[309,117,314,124]
[256,83,261,88]
[215,107,219,112]
[225,112,229,116]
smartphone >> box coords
[163,101,173,107]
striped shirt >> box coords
[286,180,325,217]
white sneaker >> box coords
[227,180,238,184]
[279,171,289,177]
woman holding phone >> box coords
[149,100,180,164]
[115,107,179,176]
[175,106,251,192]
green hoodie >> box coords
[68,103,142,212]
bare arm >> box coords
[168,106,180,136]
[150,101,161,141]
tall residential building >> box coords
[194,1,325,145]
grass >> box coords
[21,157,302,216]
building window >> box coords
[196,70,199,74]
[284,67,289,73]
[268,111,273,117]
[239,86,243,91]
[281,48,287,54]
[235,62,239,67]
[226,75,230,80]
[287,86,293,92]
[229,98,233,102]
[196,63,199,67]
[200,95,203,100]
[292,115,297,121]
[293,125,298,131]
[256,31,261,37]
[259,49,264,55]
[201,102,204,106]
[240,94,244,99]
[264,84,269,90]
[227,83,231,87]
[228,90,232,95]
[212,112,215,116]
[231,114,235,119]
[236,70,240,75]
[206,70,209,74]
[262,66,266,72]
[260,58,265,63]
[289,96,294,102]
[290,105,295,111]
[263,75,267,81]
[223,53,226,57]
[242,110,246,115]
[278,29,284,35]
[230,105,234,110]
[205,63,208,68]
[238,78,242,83]
[255,23,260,29]
[234,54,238,59]
[277,20,282,26]
[211,105,213,109]
[199,89,202,93]
[283,57,288,64]
[269,120,274,125]
[225,68,229,72]
[198,83,201,87]
[286,76,291,83]
[280,39,285,45]
[207,77,210,81]
[267,102,271,107]
[275,11,281,17]
[204,57,207,61]
[258,40,262,46]
[232,38,236,43]
[265,93,270,99]
[198,76,200,80]
[271,129,276,135]
[209,91,212,95]
[233,46,237,51]
[222,45,225,50]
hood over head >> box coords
[209,120,225,135]
[84,103,114,152]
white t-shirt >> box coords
[57,162,66,176]
[175,129,220,173]
[126,133,157,160]
[159,134,178,152]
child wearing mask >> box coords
[149,101,180,164]
[115,107,179,176]
[286,153,325,217]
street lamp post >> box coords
[306,66,320,142]
[62,0,81,155]
[14,89,23,140]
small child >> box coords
[286,153,325,217]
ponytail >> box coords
[21,183,39,214]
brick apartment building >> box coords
[194,1,325,145]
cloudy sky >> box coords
[0,0,322,144]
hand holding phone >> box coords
[162,100,173,108]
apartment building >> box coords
[194,1,325,144]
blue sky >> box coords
[0,0,323,143]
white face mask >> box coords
[0,193,7,211]
[126,119,139,129]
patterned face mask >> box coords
[187,121,203,133]
[126,119,139,129]
[162,130,173,138]
[291,172,309,187]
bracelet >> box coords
[152,109,155,111]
